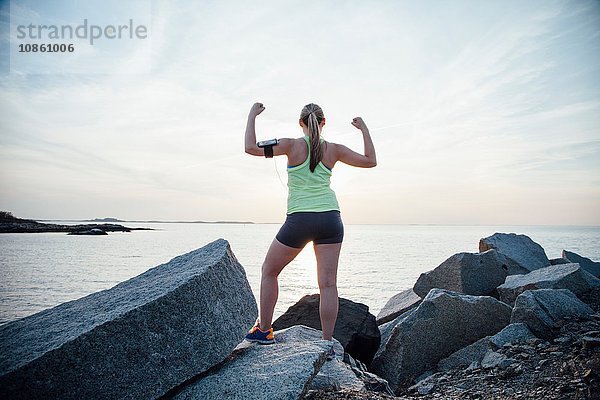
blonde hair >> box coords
[300,103,325,173]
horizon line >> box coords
[33,218,600,228]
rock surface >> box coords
[438,323,536,371]
[511,289,594,339]
[479,233,549,272]
[0,239,256,400]
[273,294,380,367]
[490,323,538,348]
[413,250,526,298]
[310,354,366,392]
[172,325,333,400]
[549,257,571,265]
[376,289,421,325]
[396,317,600,400]
[371,289,512,393]
[497,263,600,305]
[562,250,600,277]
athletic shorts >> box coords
[275,210,344,249]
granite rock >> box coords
[511,289,594,339]
[438,323,536,371]
[172,325,333,400]
[371,289,511,393]
[497,263,600,305]
[413,249,527,298]
[489,322,537,348]
[310,354,366,392]
[0,239,257,400]
[479,233,550,272]
[376,289,422,325]
[550,257,572,265]
[562,250,600,277]
[272,294,380,367]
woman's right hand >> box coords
[351,117,368,131]
[249,102,266,118]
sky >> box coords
[0,0,599,225]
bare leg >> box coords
[259,238,303,331]
[314,242,342,340]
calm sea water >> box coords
[1,222,599,326]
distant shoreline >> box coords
[0,212,155,234]
[38,219,257,225]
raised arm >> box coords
[244,103,265,156]
[334,117,377,168]
[244,102,293,157]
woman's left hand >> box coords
[249,102,266,117]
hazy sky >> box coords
[1,0,599,225]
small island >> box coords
[0,211,154,234]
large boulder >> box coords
[479,233,550,272]
[438,323,536,371]
[371,289,511,392]
[172,325,334,400]
[497,263,600,305]
[378,309,417,353]
[413,250,527,298]
[0,239,257,400]
[376,289,422,325]
[562,250,600,277]
[511,289,594,339]
[272,294,380,367]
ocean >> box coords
[1,222,599,326]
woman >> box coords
[243,102,377,353]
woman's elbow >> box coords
[245,145,262,156]
[365,159,377,168]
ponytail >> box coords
[300,103,325,173]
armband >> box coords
[257,138,279,158]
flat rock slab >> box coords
[413,250,527,298]
[479,233,549,272]
[172,325,332,400]
[376,289,422,325]
[0,239,257,400]
[498,263,600,305]
[511,289,594,339]
[371,289,511,393]
[562,250,600,277]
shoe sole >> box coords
[244,338,275,345]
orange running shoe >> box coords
[244,318,275,344]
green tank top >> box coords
[286,135,340,214]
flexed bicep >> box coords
[335,144,377,168]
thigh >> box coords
[314,242,342,287]
[314,211,344,245]
[262,237,303,277]
[275,213,313,249]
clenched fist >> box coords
[249,102,266,117]
[351,117,368,131]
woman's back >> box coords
[286,136,336,170]
[286,135,339,214]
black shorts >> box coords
[275,210,344,249]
